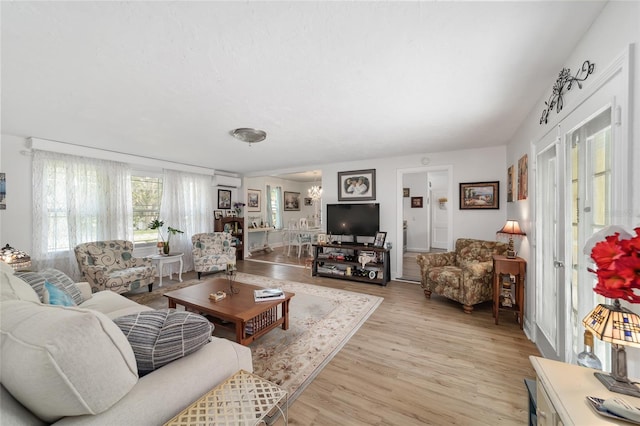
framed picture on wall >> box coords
[403,188,410,197]
[518,154,528,200]
[304,197,313,206]
[507,165,515,202]
[459,181,499,210]
[284,191,300,211]
[218,189,231,209]
[411,196,423,208]
[247,189,261,212]
[338,169,376,201]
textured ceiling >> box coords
[1,1,606,175]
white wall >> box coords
[0,135,33,253]
[249,144,508,277]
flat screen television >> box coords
[326,203,379,237]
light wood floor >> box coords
[236,258,541,425]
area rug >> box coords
[127,272,383,403]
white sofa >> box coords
[0,262,252,425]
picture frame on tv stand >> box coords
[373,231,386,248]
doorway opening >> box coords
[396,165,453,282]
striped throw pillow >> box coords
[113,310,212,375]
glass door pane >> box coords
[568,107,612,365]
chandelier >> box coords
[308,185,322,200]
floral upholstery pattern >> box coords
[416,238,508,313]
[74,240,156,294]
[192,232,236,279]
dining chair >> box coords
[297,218,312,257]
[285,220,299,256]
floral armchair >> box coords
[416,238,508,313]
[192,232,236,279]
[74,240,156,294]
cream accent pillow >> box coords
[0,300,138,423]
[0,261,40,303]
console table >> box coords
[530,356,632,425]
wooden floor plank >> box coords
[235,256,540,425]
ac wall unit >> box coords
[212,175,241,188]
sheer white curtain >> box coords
[32,150,132,279]
[265,185,283,229]
[159,169,214,271]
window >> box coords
[132,174,163,244]
[266,185,283,229]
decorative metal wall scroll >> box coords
[540,60,595,125]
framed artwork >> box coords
[247,189,261,212]
[411,196,423,208]
[317,233,327,245]
[403,188,410,198]
[459,181,500,210]
[507,165,515,203]
[518,154,528,200]
[304,197,313,206]
[225,210,237,217]
[214,210,223,220]
[251,220,259,229]
[338,169,376,201]
[218,189,231,209]
[373,231,387,248]
[0,172,5,210]
[284,191,300,211]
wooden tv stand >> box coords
[311,243,391,286]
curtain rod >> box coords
[27,137,223,176]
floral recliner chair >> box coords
[416,238,508,313]
[74,240,156,294]
[192,232,236,279]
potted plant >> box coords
[233,202,245,216]
[148,219,184,255]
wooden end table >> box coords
[492,254,526,329]
[164,278,294,346]
[164,369,287,426]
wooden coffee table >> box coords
[164,278,294,346]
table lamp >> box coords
[1,243,32,271]
[497,220,526,258]
[583,299,640,398]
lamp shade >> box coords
[498,220,526,235]
[583,301,640,349]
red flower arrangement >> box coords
[588,227,640,302]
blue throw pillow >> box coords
[44,281,76,307]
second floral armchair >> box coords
[192,232,237,279]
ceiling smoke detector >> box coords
[231,128,267,145]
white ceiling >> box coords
[1,1,606,175]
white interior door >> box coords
[535,130,565,360]
[431,188,448,249]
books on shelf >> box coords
[254,288,285,302]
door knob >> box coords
[554,260,564,268]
